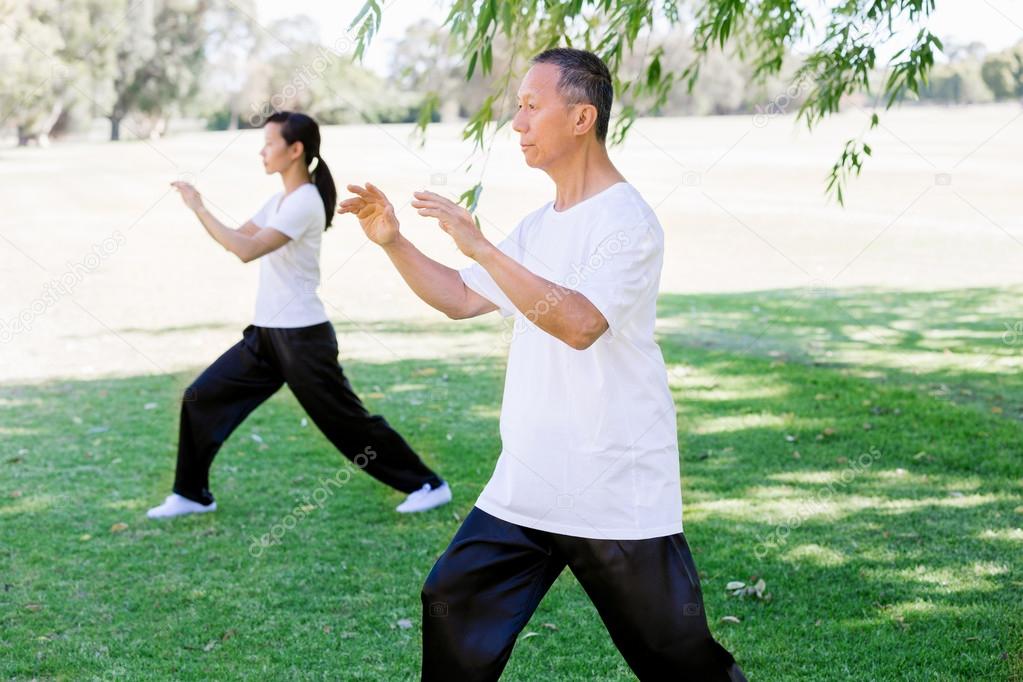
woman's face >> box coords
[259,122,302,175]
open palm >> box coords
[338,183,399,246]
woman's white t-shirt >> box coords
[459,182,683,540]
[248,184,329,328]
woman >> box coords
[147,111,450,519]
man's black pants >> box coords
[422,507,747,681]
[172,323,442,505]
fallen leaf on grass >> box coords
[725,578,771,601]
[110,522,128,533]
[719,616,741,624]
[396,618,413,630]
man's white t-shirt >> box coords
[460,182,683,540]
[248,184,329,328]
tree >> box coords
[351,0,945,206]
[0,1,65,145]
[106,0,210,141]
[981,42,1023,100]
[201,0,261,131]
[0,0,109,145]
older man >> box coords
[340,47,746,682]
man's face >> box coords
[512,62,581,170]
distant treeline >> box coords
[3,1,1019,146]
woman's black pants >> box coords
[422,508,747,681]
[172,323,442,505]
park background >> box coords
[1,1,1022,679]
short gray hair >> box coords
[531,48,613,142]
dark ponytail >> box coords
[265,111,337,229]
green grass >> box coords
[2,287,1022,680]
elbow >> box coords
[564,316,608,350]
[566,333,598,351]
[445,307,471,320]
[564,329,601,351]
[236,249,257,264]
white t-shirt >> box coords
[460,182,683,540]
[248,184,329,328]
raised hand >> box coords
[170,181,204,212]
[338,182,400,246]
[411,190,491,260]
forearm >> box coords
[475,244,607,349]
[382,235,473,318]
[194,207,258,262]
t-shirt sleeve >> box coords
[265,190,322,240]
[458,223,525,318]
[574,221,662,335]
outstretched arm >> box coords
[338,183,496,319]
[171,181,289,263]
[410,191,608,350]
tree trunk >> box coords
[110,116,121,141]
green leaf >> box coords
[458,182,483,213]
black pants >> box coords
[422,508,746,682]
[172,323,442,505]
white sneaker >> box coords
[396,482,451,513]
[146,493,217,519]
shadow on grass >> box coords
[0,292,1020,679]
[657,286,1023,421]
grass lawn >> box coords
[2,287,1022,680]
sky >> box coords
[254,0,1023,74]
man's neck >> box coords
[548,142,626,212]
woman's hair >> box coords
[264,111,337,229]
